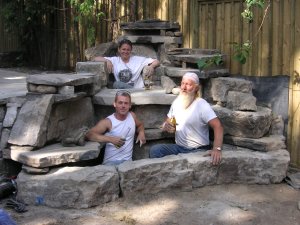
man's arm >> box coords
[149,59,160,69]
[207,117,223,165]
[93,56,113,73]
[131,112,146,146]
[85,118,125,147]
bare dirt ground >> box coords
[0,183,299,225]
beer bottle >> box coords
[170,116,177,130]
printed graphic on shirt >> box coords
[118,69,133,83]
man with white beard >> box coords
[149,72,223,165]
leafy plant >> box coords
[241,0,265,22]
[233,0,269,64]
[231,40,252,64]
[68,0,105,46]
[197,55,224,71]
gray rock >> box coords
[270,115,285,135]
[17,164,119,208]
[93,89,176,106]
[133,105,170,129]
[226,91,257,111]
[132,45,157,59]
[0,128,10,150]
[35,85,57,94]
[76,61,107,88]
[205,77,253,103]
[15,142,102,168]
[118,156,193,197]
[46,97,93,142]
[2,146,33,160]
[213,105,272,138]
[224,135,286,151]
[118,35,182,45]
[27,83,37,92]
[144,128,174,141]
[161,75,177,93]
[181,148,289,187]
[0,106,5,121]
[165,66,201,78]
[58,86,74,95]
[22,165,50,174]
[2,105,18,127]
[7,97,26,107]
[8,95,54,147]
[84,42,118,60]
[27,73,95,87]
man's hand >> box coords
[106,61,113,74]
[204,149,222,165]
[162,119,176,133]
[110,136,125,149]
[136,132,146,147]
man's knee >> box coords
[149,144,162,158]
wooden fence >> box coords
[0,0,299,167]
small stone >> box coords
[22,165,50,175]
[172,87,180,95]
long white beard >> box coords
[176,92,195,109]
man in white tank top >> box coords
[86,91,146,165]
[149,73,224,165]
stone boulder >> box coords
[212,105,272,138]
[17,165,119,208]
[8,95,54,148]
[13,142,102,168]
[223,135,286,152]
[226,91,257,111]
[118,156,193,197]
[204,77,253,103]
[84,42,118,60]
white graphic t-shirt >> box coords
[105,56,155,88]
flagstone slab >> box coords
[15,142,102,168]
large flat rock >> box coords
[17,164,119,208]
[93,88,177,105]
[224,135,286,152]
[14,142,102,168]
[165,66,229,79]
[119,147,290,197]
[118,35,182,44]
[118,156,193,197]
[27,73,95,87]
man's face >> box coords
[118,44,132,61]
[180,77,198,96]
[114,95,131,116]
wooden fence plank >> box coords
[282,0,292,75]
[290,0,300,167]
[260,1,271,76]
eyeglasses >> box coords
[116,90,131,96]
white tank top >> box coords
[103,112,136,164]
